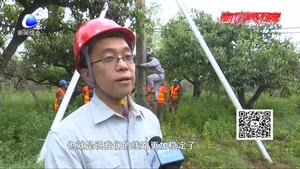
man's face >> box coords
[89,37,135,99]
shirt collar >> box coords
[90,94,143,125]
[127,96,143,117]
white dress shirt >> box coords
[45,94,162,168]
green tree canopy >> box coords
[0,0,138,87]
[159,11,217,96]
[0,0,135,77]
[216,24,299,108]
[159,9,300,107]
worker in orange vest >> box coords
[157,82,168,106]
[82,85,94,104]
[169,79,182,113]
[53,79,68,112]
[157,80,168,120]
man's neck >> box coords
[95,90,129,116]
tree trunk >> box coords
[0,34,27,73]
[0,7,35,73]
[237,87,246,108]
[19,72,43,111]
[183,75,202,97]
[192,75,201,97]
[245,86,265,109]
[135,0,147,106]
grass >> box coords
[0,88,82,168]
[0,88,300,168]
[162,91,300,168]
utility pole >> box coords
[135,0,147,106]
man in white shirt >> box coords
[45,18,162,168]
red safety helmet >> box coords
[73,18,136,71]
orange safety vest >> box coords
[83,85,90,104]
[170,85,181,101]
[157,84,167,104]
[53,87,66,112]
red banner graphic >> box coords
[220,12,281,25]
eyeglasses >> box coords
[91,55,135,65]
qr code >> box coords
[236,109,273,140]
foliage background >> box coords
[1,87,300,168]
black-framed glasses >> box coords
[91,55,135,65]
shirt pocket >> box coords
[85,150,120,169]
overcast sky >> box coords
[147,0,300,49]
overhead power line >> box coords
[279,32,300,34]
[280,27,300,30]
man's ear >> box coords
[80,68,94,85]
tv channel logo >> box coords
[18,13,42,36]
[22,14,38,29]
[18,8,47,36]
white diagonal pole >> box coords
[37,70,80,162]
[99,0,109,18]
[37,1,110,162]
[175,0,272,163]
